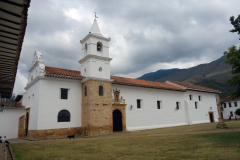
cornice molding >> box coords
[80,33,110,44]
[78,54,112,64]
[81,77,114,83]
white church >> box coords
[0,19,221,139]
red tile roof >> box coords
[166,80,221,93]
[221,95,240,102]
[111,76,186,91]
[45,66,84,78]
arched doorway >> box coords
[113,109,123,132]
[25,112,29,136]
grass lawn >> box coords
[11,121,240,160]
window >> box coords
[97,42,102,51]
[137,99,142,109]
[224,103,227,108]
[195,102,198,109]
[84,86,87,96]
[85,43,88,51]
[229,103,232,107]
[189,95,192,100]
[230,111,233,117]
[61,88,68,99]
[176,102,180,110]
[198,95,201,101]
[234,102,237,107]
[157,101,161,109]
[99,85,103,96]
[58,110,70,122]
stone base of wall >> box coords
[18,115,25,138]
[83,125,113,136]
[27,127,83,139]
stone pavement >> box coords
[0,143,12,160]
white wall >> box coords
[37,78,82,130]
[184,91,219,124]
[0,108,25,139]
[112,84,219,131]
[23,80,41,130]
[221,100,240,119]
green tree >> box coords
[236,108,240,116]
[223,15,240,99]
[230,15,240,40]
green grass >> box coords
[11,121,240,160]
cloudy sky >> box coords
[13,0,240,95]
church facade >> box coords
[17,19,221,139]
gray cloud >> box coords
[13,0,240,94]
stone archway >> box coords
[113,109,123,132]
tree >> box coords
[230,15,240,40]
[223,15,240,99]
[236,108,240,116]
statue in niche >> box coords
[113,88,125,104]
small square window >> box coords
[195,102,198,109]
[61,88,68,99]
[137,99,142,109]
[229,103,232,107]
[176,102,180,110]
[157,101,161,109]
[234,102,237,107]
[198,95,201,101]
[189,95,192,100]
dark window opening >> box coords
[229,103,232,107]
[176,102,179,110]
[224,103,227,108]
[189,95,192,100]
[157,101,161,109]
[84,86,87,96]
[99,85,103,96]
[58,110,70,122]
[230,111,233,117]
[195,102,198,109]
[234,102,237,107]
[198,96,201,101]
[61,89,68,99]
[137,99,141,109]
[97,42,102,51]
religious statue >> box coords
[113,88,125,104]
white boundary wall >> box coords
[221,99,240,119]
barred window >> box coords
[157,101,161,109]
[58,110,70,122]
[99,85,103,96]
[137,99,142,109]
[61,88,68,99]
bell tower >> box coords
[79,19,112,80]
[80,19,113,136]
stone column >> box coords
[216,95,228,129]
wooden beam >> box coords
[0,34,18,41]
[0,50,15,54]
[0,40,18,46]
[0,8,22,18]
[0,70,14,74]
[0,29,19,36]
[0,53,16,58]
[0,24,19,31]
[0,0,23,7]
[0,17,20,25]
[0,46,17,51]
[0,59,15,63]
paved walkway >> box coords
[0,143,6,160]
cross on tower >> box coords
[94,12,98,19]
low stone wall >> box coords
[27,127,83,139]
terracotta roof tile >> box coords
[111,76,185,91]
[45,66,84,78]
[221,95,240,102]
[166,80,221,93]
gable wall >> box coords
[37,78,82,130]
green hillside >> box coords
[156,55,232,83]
[138,55,235,99]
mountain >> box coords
[137,68,185,81]
[156,55,232,83]
[138,55,236,99]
